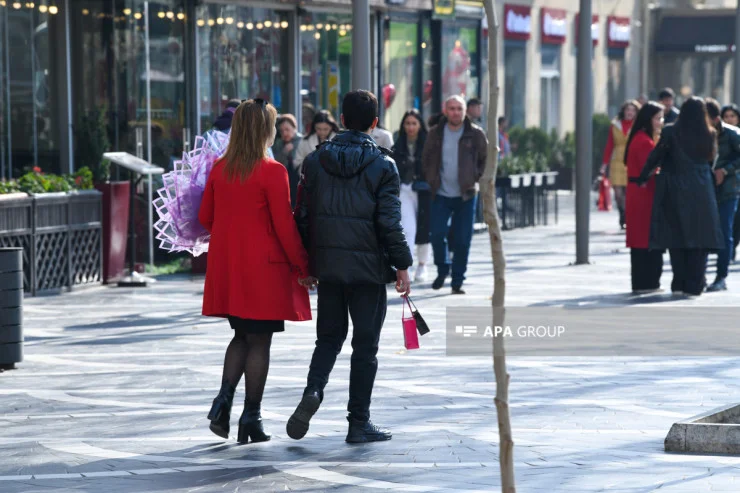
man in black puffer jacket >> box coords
[288,90,412,444]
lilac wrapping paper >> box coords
[153,130,229,256]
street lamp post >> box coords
[735,1,740,104]
[351,0,371,90]
[575,0,593,265]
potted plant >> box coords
[76,108,130,284]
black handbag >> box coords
[406,296,429,335]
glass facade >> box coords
[300,11,352,131]
[381,19,417,132]
[607,50,626,119]
[654,54,732,107]
[504,41,526,128]
[441,21,479,101]
[540,45,560,133]
[195,4,290,133]
[1,0,64,178]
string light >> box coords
[134,11,142,19]
[331,24,337,30]
[307,24,314,31]
[25,2,34,8]
[12,2,21,8]
[264,20,272,28]
[314,32,320,40]
[123,7,130,15]
[157,10,165,18]
[245,22,253,30]
[216,17,223,24]
[325,24,330,31]
[47,3,56,14]
[280,20,288,29]
[81,7,88,14]
[237,21,244,28]
[166,11,174,19]
[316,23,323,30]
[300,25,306,32]
[225,16,233,24]
[256,22,263,29]
[0,1,6,7]
[39,3,47,12]
[196,19,204,26]
[421,42,427,49]
[207,18,215,26]
[339,29,346,36]
[177,12,184,20]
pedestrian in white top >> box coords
[294,110,340,170]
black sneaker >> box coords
[345,417,392,444]
[451,287,466,295]
[432,275,446,290]
[706,278,728,292]
[286,389,321,440]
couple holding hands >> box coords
[198,91,413,445]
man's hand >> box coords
[298,276,318,291]
[714,168,726,185]
[284,142,294,154]
[395,270,411,296]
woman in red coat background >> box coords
[625,101,665,293]
[199,99,313,444]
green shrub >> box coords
[0,179,20,194]
[497,152,549,177]
[75,108,111,183]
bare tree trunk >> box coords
[481,1,515,491]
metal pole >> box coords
[30,6,38,168]
[351,0,371,90]
[735,0,740,104]
[575,0,592,265]
[144,1,153,266]
[65,0,74,174]
[4,6,11,179]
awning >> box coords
[655,15,735,53]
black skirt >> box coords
[227,316,285,333]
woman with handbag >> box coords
[392,109,432,282]
[199,99,314,443]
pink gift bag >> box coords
[402,296,420,350]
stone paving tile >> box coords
[3,194,740,491]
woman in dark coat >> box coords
[635,97,723,296]
[392,109,431,282]
[624,101,665,292]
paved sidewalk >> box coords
[3,193,740,492]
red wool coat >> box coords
[198,157,311,322]
[625,131,657,249]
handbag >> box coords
[411,179,431,192]
[402,296,420,350]
[597,177,612,211]
[406,296,429,335]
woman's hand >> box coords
[298,276,318,290]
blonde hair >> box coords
[223,99,278,182]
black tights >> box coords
[221,329,273,404]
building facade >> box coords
[2,0,740,180]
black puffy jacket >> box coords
[295,130,412,284]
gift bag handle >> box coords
[402,295,413,317]
[407,295,419,311]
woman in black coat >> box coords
[635,97,723,296]
[392,109,431,283]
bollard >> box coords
[0,248,23,370]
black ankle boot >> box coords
[286,388,321,440]
[345,416,392,444]
[237,399,271,444]
[207,381,235,439]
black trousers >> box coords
[733,206,740,259]
[669,248,707,295]
[306,282,387,422]
[630,248,663,291]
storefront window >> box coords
[504,41,526,128]
[1,1,63,177]
[71,0,186,169]
[607,50,626,118]
[441,22,478,101]
[382,19,417,132]
[300,12,352,132]
[421,22,433,120]
[540,45,560,133]
[196,4,290,133]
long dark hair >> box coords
[675,97,716,162]
[305,110,340,139]
[394,109,428,158]
[624,101,664,165]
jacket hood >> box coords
[318,130,385,178]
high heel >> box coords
[207,381,235,439]
[237,399,271,444]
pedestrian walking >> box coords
[722,104,740,261]
[467,97,484,127]
[392,109,432,282]
[294,110,339,171]
[704,98,740,292]
[601,100,641,230]
[213,99,241,131]
[272,114,303,207]
[371,124,394,149]
[498,116,511,159]
[624,101,665,293]
[635,97,723,296]
[658,88,680,125]
[422,95,488,294]
[288,90,412,444]
[199,99,313,443]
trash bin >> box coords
[0,248,23,369]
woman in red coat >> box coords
[625,101,665,293]
[198,99,314,444]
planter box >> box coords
[495,172,559,230]
[0,191,102,295]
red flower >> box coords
[75,176,83,186]
[32,166,42,174]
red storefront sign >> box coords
[607,16,630,48]
[575,14,599,46]
[540,7,566,45]
[504,4,531,41]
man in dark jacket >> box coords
[288,90,412,444]
[705,98,740,291]
[422,95,487,294]
[659,88,680,125]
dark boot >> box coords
[207,380,235,439]
[286,388,321,440]
[237,398,271,444]
[345,416,392,443]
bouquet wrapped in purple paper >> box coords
[153,130,230,256]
